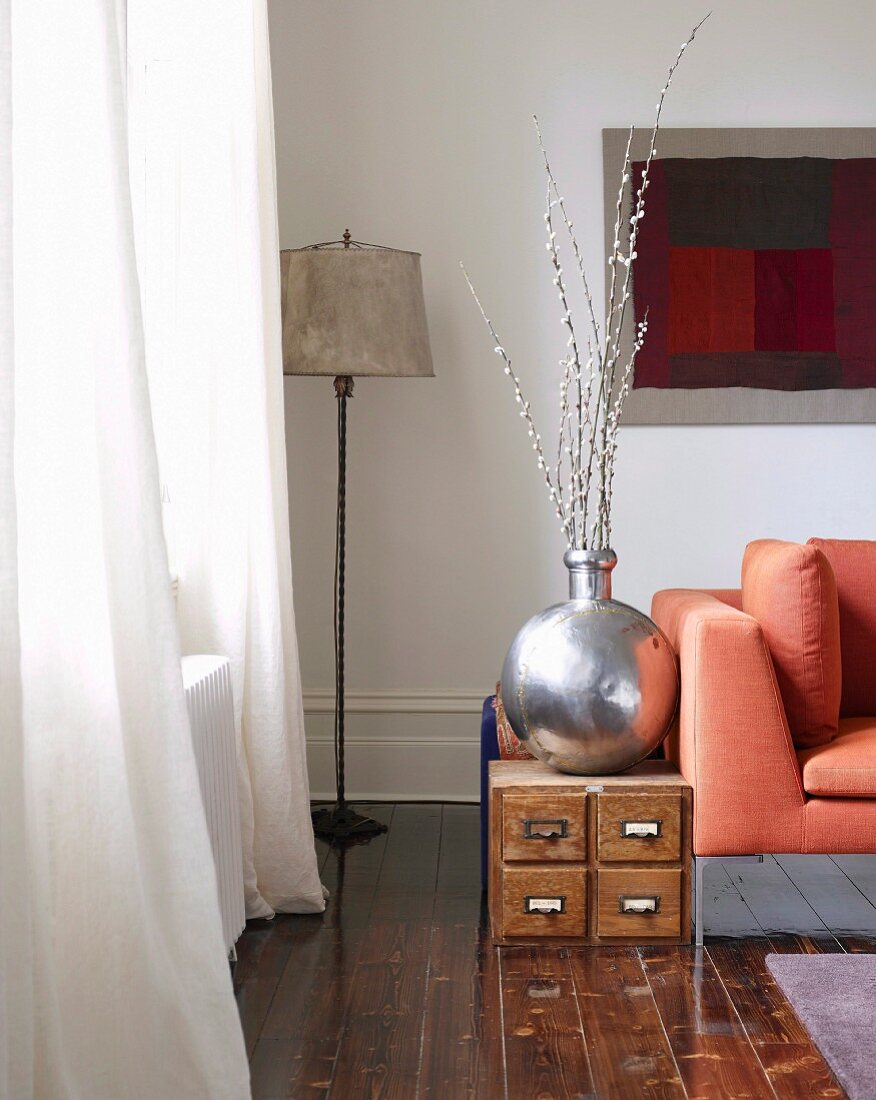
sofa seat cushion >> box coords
[742,539,841,749]
[798,718,876,797]
[808,539,876,717]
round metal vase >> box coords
[500,549,679,775]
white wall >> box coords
[268,0,876,800]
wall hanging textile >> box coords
[603,128,876,423]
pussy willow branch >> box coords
[535,116,602,358]
[556,363,573,534]
[461,265,572,541]
[538,149,602,540]
[464,14,708,552]
[603,126,634,376]
[604,13,710,399]
[544,184,585,544]
[593,15,709,549]
[537,120,603,539]
[600,312,648,545]
[583,123,633,547]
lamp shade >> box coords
[280,242,434,378]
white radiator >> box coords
[182,655,246,954]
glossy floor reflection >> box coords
[235,804,875,1098]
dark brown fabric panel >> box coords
[663,158,833,249]
[667,352,843,391]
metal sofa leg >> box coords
[694,855,764,946]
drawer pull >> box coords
[525,895,566,915]
[620,819,662,839]
[619,895,661,914]
[523,818,568,840]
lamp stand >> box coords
[311,375,388,844]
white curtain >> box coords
[1,1,251,1097]
[127,1,325,918]
[0,4,31,1094]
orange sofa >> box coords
[652,538,876,944]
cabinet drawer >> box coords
[597,793,681,862]
[502,793,586,862]
[501,866,586,938]
[596,868,682,939]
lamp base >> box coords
[311,803,388,844]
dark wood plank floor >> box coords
[234,804,876,1099]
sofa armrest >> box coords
[652,589,806,856]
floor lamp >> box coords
[280,232,434,843]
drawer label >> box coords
[618,894,661,914]
[525,896,566,914]
[620,819,663,838]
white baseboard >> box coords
[302,688,485,716]
[303,689,487,802]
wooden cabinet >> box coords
[488,760,692,946]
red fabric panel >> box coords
[633,158,876,389]
[795,249,836,352]
[668,247,755,353]
[668,247,711,352]
[830,159,876,376]
[755,249,797,350]
[709,247,755,351]
[630,160,670,387]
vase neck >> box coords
[563,548,617,600]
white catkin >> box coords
[464,15,707,550]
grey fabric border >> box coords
[602,127,876,424]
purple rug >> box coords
[766,954,876,1100]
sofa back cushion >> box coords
[742,539,841,748]
[808,539,876,717]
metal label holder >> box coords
[524,895,567,915]
[619,819,663,839]
[618,894,661,914]
[523,819,569,840]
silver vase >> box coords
[500,549,679,775]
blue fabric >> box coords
[480,695,499,890]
